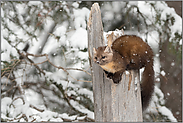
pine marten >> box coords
[93,35,154,110]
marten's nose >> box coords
[96,61,100,64]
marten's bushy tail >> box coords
[141,61,154,110]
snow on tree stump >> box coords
[87,3,143,122]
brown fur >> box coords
[93,35,154,111]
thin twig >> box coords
[65,68,91,76]
[10,96,25,108]
[53,82,86,116]
[30,104,45,112]
[24,52,92,82]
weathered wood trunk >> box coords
[87,3,143,122]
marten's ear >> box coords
[104,46,113,53]
[107,32,116,47]
[107,33,113,47]
[93,47,97,54]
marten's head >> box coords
[93,46,113,65]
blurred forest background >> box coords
[1,1,182,122]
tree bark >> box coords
[87,3,143,122]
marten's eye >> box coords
[95,57,97,60]
[102,56,106,59]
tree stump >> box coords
[87,3,143,122]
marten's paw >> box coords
[107,73,113,79]
[112,74,122,84]
[112,76,121,84]
[112,77,121,83]
[104,70,113,79]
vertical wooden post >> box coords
[87,3,143,122]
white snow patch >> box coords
[1,97,12,115]
[179,39,182,45]
[158,106,177,122]
[161,70,166,76]
[73,7,90,29]
[103,29,124,44]
[171,62,175,66]
[70,27,88,49]
[167,93,170,96]
[125,71,130,75]
[72,2,79,8]
[70,100,94,119]
[28,1,42,6]
[1,37,18,62]
[78,88,93,103]
[156,77,160,82]
[54,24,67,37]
